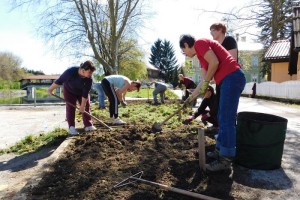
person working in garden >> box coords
[93,81,106,109]
[178,74,197,102]
[148,81,168,105]
[47,60,97,135]
[183,86,218,128]
[179,34,246,171]
[101,75,141,125]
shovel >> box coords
[113,171,220,200]
[151,94,199,132]
[52,94,112,130]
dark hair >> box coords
[132,80,141,92]
[179,34,195,48]
[206,86,215,94]
[210,22,227,34]
[80,60,96,72]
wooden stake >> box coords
[198,128,206,171]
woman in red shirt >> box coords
[179,34,246,171]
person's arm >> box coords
[115,80,130,101]
[194,98,209,118]
[228,49,238,60]
[191,50,219,98]
[79,97,88,113]
[47,83,59,95]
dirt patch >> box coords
[11,100,298,200]
[27,125,225,200]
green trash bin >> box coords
[235,112,288,170]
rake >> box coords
[113,171,220,200]
[52,94,112,130]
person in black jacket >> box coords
[183,86,218,127]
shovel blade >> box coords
[151,122,162,132]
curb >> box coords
[12,137,75,200]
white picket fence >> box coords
[242,80,300,100]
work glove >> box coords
[199,81,209,95]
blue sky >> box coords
[0,0,259,75]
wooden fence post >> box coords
[198,128,206,171]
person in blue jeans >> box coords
[148,81,168,105]
[180,34,246,171]
[93,82,106,109]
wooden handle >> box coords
[52,94,112,130]
[160,94,199,126]
[131,177,220,200]
[198,128,206,171]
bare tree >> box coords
[0,52,25,81]
[11,0,149,75]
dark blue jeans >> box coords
[93,82,106,108]
[216,69,246,157]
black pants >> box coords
[101,78,120,118]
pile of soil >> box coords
[25,101,260,200]
[27,124,229,200]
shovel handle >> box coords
[130,177,220,200]
[159,94,199,126]
[52,94,112,130]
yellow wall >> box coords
[271,62,297,82]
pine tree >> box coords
[149,39,179,83]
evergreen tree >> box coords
[149,39,179,83]
[149,39,163,72]
[161,40,179,82]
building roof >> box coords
[263,40,290,62]
[146,64,160,71]
[21,75,60,80]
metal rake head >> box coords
[112,171,143,189]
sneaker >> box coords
[84,125,97,132]
[205,157,231,171]
[114,117,126,125]
[206,149,219,159]
[68,126,79,136]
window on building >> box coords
[252,55,258,67]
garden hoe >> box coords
[113,171,220,200]
[151,94,199,133]
[52,94,112,130]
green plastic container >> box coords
[235,112,288,170]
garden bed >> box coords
[25,100,265,200]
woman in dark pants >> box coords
[101,75,141,125]
[184,86,218,127]
[48,60,96,135]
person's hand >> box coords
[199,81,209,95]
[47,89,53,96]
[121,101,127,107]
[201,113,210,120]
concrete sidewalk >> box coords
[0,105,68,150]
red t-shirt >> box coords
[194,38,240,85]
